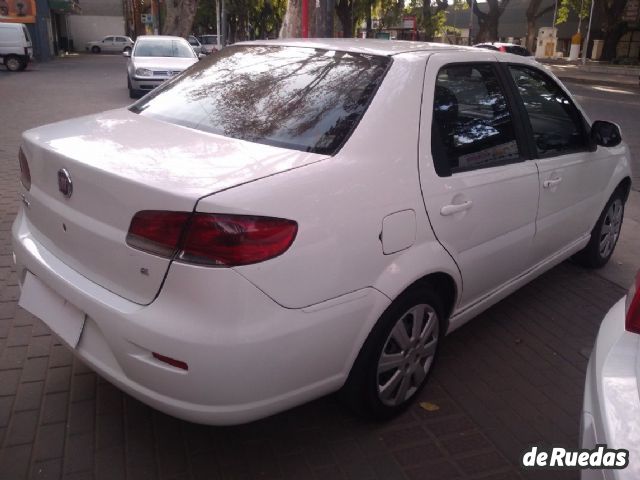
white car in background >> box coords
[125,35,199,98]
[199,34,220,54]
[86,35,134,54]
[187,35,202,55]
[581,270,640,479]
[0,22,33,71]
[13,39,632,425]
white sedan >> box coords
[12,39,632,425]
[581,270,640,479]
[125,35,199,99]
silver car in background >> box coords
[125,35,199,99]
[581,269,640,479]
[87,35,133,54]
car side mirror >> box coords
[591,120,622,148]
[122,50,131,57]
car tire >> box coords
[573,188,625,268]
[91,46,100,54]
[342,287,444,420]
[123,46,132,54]
[127,76,139,99]
[4,55,24,72]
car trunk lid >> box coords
[21,108,327,304]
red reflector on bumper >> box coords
[152,352,189,370]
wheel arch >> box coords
[372,240,461,329]
[617,176,632,203]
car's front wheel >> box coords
[343,287,443,420]
[123,46,132,54]
[91,46,100,54]
[574,188,626,268]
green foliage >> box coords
[555,0,591,25]
[193,0,287,38]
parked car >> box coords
[187,35,202,55]
[13,39,632,425]
[580,269,640,479]
[0,22,33,71]
[125,35,199,99]
[474,42,532,56]
[199,34,220,54]
[86,35,134,54]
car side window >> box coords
[116,37,126,43]
[508,65,589,158]
[104,37,114,42]
[431,63,521,176]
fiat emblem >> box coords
[57,168,73,198]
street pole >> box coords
[216,0,222,48]
[151,0,158,35]
[468,0,474,45]
[221,0,226,46]
[581,0,595,65]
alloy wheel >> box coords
[599,198,623,259]
[376,304,439,407]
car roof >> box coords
[236,38,475,56]
[136,35,188,42]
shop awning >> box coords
[48,0,82,14]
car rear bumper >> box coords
[12,208,389,424]
[580,297,640,480]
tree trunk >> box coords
[162,0,199,37]
[336,0,354,37]
[525,0,554,52]
[280,0,324,37]
[598,0,630,61]
[366,0,372,38]
[475,11,499,42]
[468,0,509,43]
[601,21,628,60]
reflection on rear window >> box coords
[130,46,391,155]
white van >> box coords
[0,22,33,71]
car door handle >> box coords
[440,200,473,216]
[543,177,563,188]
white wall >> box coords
[67,15,125,51]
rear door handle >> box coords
[440,200,473,216]
[543,177,563,188]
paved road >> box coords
[0,55,634,480]
[564,80,640,190]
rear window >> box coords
[22,26,31,43]
[131,46,391,155]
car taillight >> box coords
[126,211,297,267]
[625,270,640,334]
[126,211,190,257]
[19,147,31,190]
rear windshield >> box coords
[130,45,391,155]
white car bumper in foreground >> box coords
[12,209,390,425]
[581,297,640,480]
